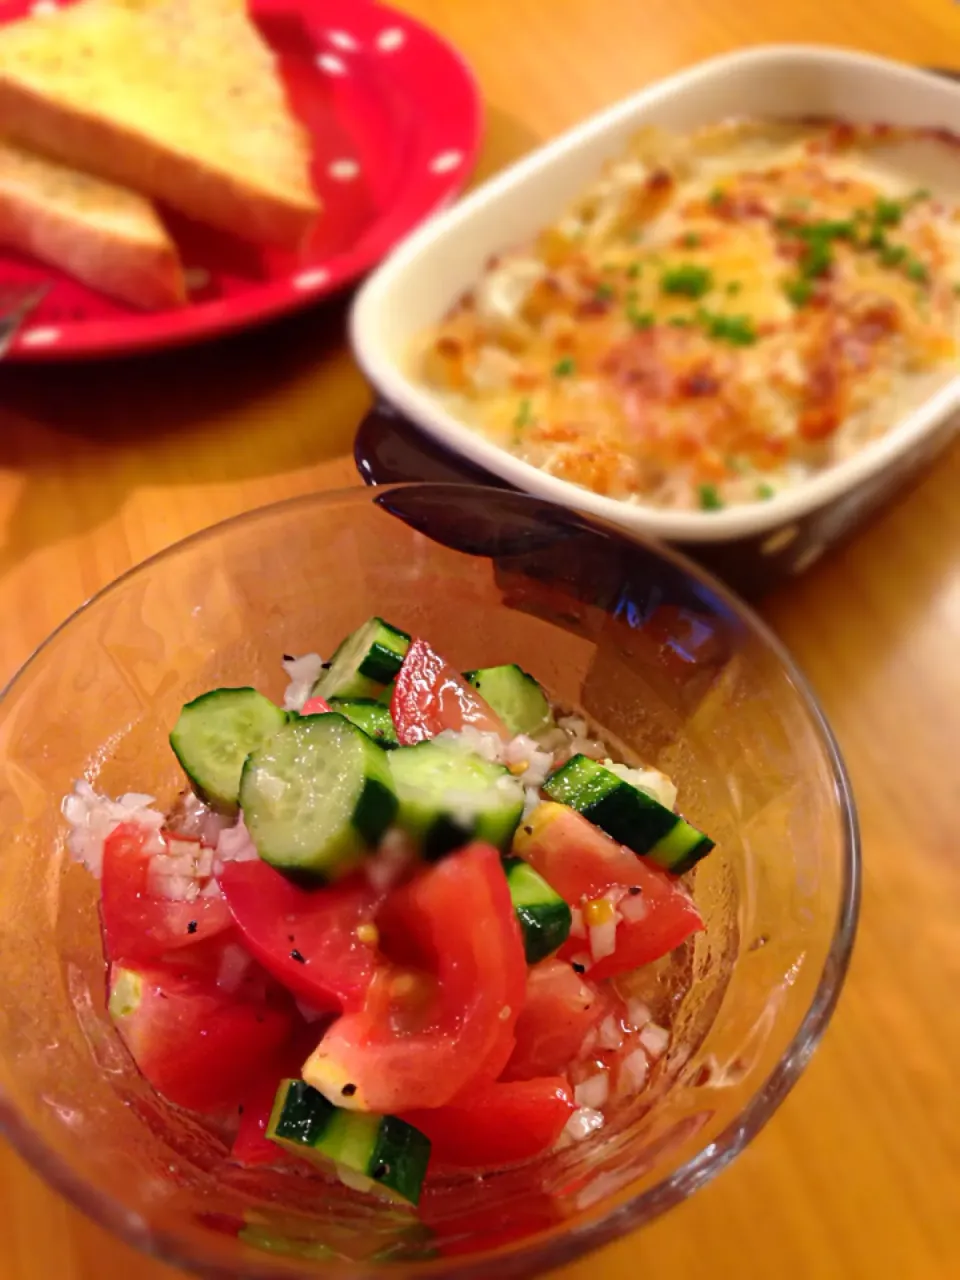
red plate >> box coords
[0,0,483,360]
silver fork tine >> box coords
[0,282,50,358]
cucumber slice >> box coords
[388,738,524,860]
[169,688,288,810]
[267,1079,431,1207]
[464,664,554,737]
[543,754,714,873]
[240,713,397,881]
[328,698,398,749]
[313,618,410,700]
[503,857,571,963]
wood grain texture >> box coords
[1,1,959,1277]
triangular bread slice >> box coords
[0,138,185,309]
[0,0,320,248]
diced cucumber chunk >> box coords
[267,1079,431,1207]
[503,857,571,963]
[543,754,714,873]
[312,618,410,700]
[169,687,288,810]
[240,713,397,881]
[238,1225,337,1261]
[388,737,524,860]
[328,698,398,749]
[464,664,554,737]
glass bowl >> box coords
[0,484,859,1279]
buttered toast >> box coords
[0,0,320,249]
[0,138,185,309]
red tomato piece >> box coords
[515,804,703,978]
[101,822,232,964]
[402,1077,573,1169]
[502,958,606,1082]
[299,695,332,716]
[231,1027,320,1167]
[303,844,526,1112]
[218,860,383,1014]
[391,638,508,745]
[108,961,294,1113]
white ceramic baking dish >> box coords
[351,45,960,589]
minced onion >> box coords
[619,1048,650,1094]
[597,1014,624,1051]
[626,999,652,1031]
[214,817,258,867]
[619,891,649,923]
[281,652,325,712]
[639,1022,670,1059]
[62,780,165,877]
[564,1107,605,1142]
[574,1072,610,1110]
[588,918,617,962]
[216,943,253,994]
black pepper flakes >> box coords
[341,1083,357,1098]
[628,886,642,896]
[290,949,306,964]
[522,825,533,836]
[282,653,295,662]
[371,1162,390,1180]
[572,962,586,975]
[186,920,198,935]
[287,934,296,943]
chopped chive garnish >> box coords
[878,243,907,267]
[801,237,833,278]
[911,187,931,201]
[661,264,713,299]
[725,280,742,296]
[784,278,814,307]
[683,231,701,248]
[708,187,726,206]
[699,311,758,346]
[698,484,724,511]
[906,259,929,283]
[553,356,576,377]
[873,196,903,227]
[756,482,775,500]
[669,316,693,327]
[594,282,615,301]
[627,307,655,330]
[514,398,532,428]
[626,262,642,279]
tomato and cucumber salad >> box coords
[66,616,715,1211]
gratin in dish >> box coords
[415,118,960,512]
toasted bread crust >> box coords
[0,144,185,310]
[0,78,317,249]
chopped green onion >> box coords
[668,315,693,328]
[756,482,775,501]
[708,187,726,206]
[699,311,758,346]
[661,264,713,299]
[514,398,532,429]
[594,282,615,301]
[878,243,907,268]
[907,259,929,284]
[697,484,724,511]
[725,280,743,296]
[553,356,576,377]
[627,307,655,331]
[682,231,701,248]
[873,196,903,227]
[911,187,931,202]
[784,278,814,307]
[626,262,642,279]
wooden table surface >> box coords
[2,0,960,1277]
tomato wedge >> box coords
[299,695,332,716]
[391,638,508,745]
[302,844,526,1112]
[108,961,294,1113]
[514,803,703,978]
[218,859,383,1014]
[502,958,605,1082]
[101,822,232,964]
[402,1077,573,1169]
[231,1027,320,1167]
